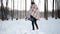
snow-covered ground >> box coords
[0,17,60,34]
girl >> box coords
[26,1,40,30]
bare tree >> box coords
[0,0,9,20]
[5,0,9,20]
[52,0,54,18]
[44,0,48,20]
[16,0,18,20]
[11,0,14,20]
[1,0,4,20]
[55,0,60,19]
[31,0,34,2]
[25,0,27,17]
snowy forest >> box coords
[0,0,60,34]
[0,0,60,20]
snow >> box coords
[0,17,60,34]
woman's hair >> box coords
[31,2,35,5]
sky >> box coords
[0,0,53,12]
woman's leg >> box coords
[34,21,39,29]
[32,21,35,30]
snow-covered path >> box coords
[0,17,60,34]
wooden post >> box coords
[44,0,48,20]
[52,0,54,18]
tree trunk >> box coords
[44,0,48,20]
[6,0,9,20]
[52,0,54,18]
[31,0,34,2]
[25,0,27,17]
[16,0,18,20]
[1,0,5,20]
[11,0,14,20]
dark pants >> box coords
[30,15,39,30]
